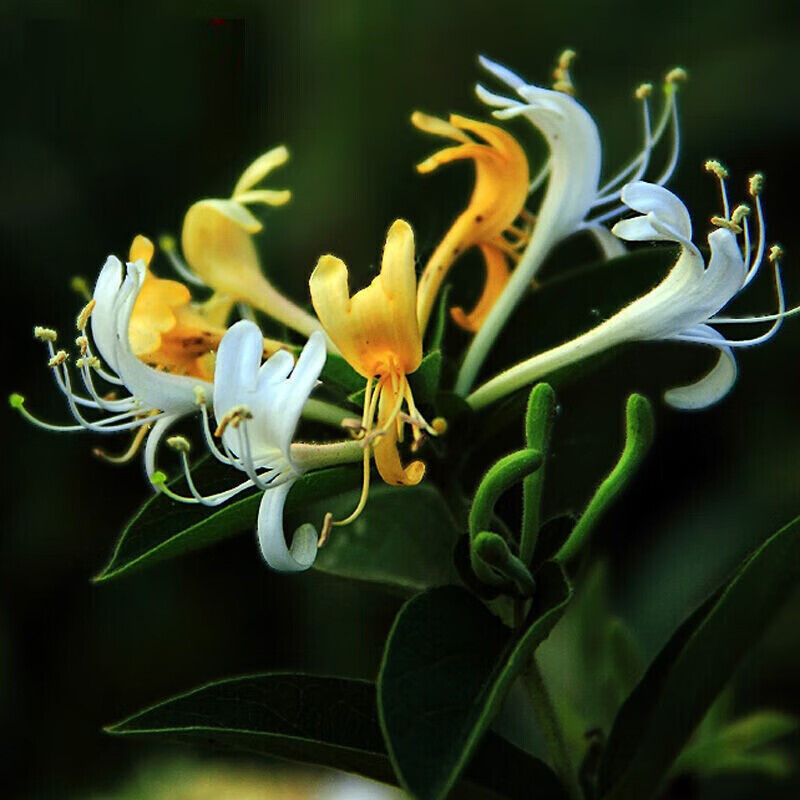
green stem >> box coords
[291,439,362,471]
[524,656,583,800]
[301,398,351,427]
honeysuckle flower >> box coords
[155,321,359,572]
[465,175,795,412]
[411,112,530,333]
[309,219,441,530]
[178,146,332,345]
[455,51,687,394]
[13,237,216,476]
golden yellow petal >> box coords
[373,383,426,486]
[411,111,473,144]
[232,145,289,198]
[310,221,422,378]
[129,234,155,266]
[450,243,511,332]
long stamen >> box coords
[705,159,731,220]
[159,234,206,286]
[94,418,153,463]
[743,174,766,287]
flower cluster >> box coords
[13,51,794,571]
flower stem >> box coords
[523,656,583,800]
[301,398,351,427]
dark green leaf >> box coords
[94,464,360,582]
[107,673,564,800]
[320,353,365,394]
[599,514,800,800]
[378,563,571,800]
[302,483,462,591]
[409,350,443,407]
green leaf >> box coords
[320,352,365,394]
[107,673,564,800]
[303,483,462,591]
[378,564,571,800]
[409,350,444,407]
[599,513,800,800]
[94,464,360,582]
[672,711,798,779]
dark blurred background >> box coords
[2,1,799,798]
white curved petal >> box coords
[696,228,747,317]
[611,215,665,243]
[620,182,692,239]
[257,481,318,572]
[91,255,124,370]
[474,84,521,110]
[585,224,628,259]
[478,55,526,92]
[112,263,211,414]
[214,320,264,419]
[664,327,738,410]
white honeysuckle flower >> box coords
[456,53,685,394]
[466,175,794,412]
[13,255,212,477]
[157,320,332,572]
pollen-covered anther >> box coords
[76,299,96,331]
[34,326,58,343]
[193,386,207,407]
[48,350,68,367]
[76,355,101,370]
[769,244,784,263]
[340,417,367,438]
[665,67,688,85]
[749,172,765,197]
[213,404,253,437]
[75,335,89,355]
[705,159,729,179]
[431,417,448,435]
[318,511,335,548]
[552,48,577,95]
[635,83,653,100]
[731,204,751,225]
[710,215,743,234]
[167,435,192,453]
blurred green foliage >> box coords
[3,1,799,797]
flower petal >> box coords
[91,255,124,370]
[664,325,738,410]
[232,145,289,198]
[619,182,693,240]
[257,481,318,572]
[214,320,264,420]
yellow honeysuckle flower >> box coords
[181,146,330,344]
[310,220,436,510]
[411,112,530,333]
[129,235,284,382]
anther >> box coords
[76,299,96,331]
[214,405,253,437]
[665,67,688,85]
[705,159,728,179]
[552,48,577,95]
[340,417,366,437]
[635,83,653,100]
[431,417,448,435]
[167,435,192,453]
[34,326,58,342]
[769,244,784,263]
[711,216,743,234]
[318,511,334,548]
[193,386,207,407]
[48,350,68,367]
[749,172,765,197]
[75,335,89,355]
[731,204,751,225]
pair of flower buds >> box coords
[15,54,792,571]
